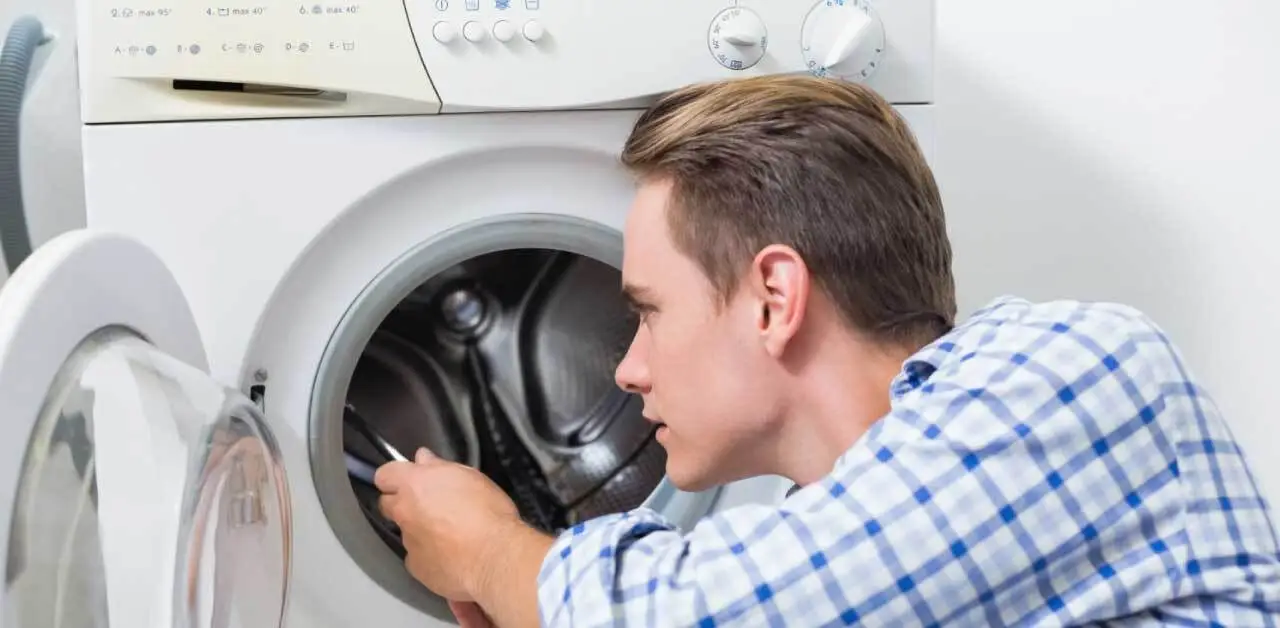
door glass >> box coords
[4,327,291,628]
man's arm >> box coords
[382,305,1279,625]
[467,520,556,628]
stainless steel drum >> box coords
[342,249,663,540]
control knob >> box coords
[707,7,767,71]
[800,0,886,81]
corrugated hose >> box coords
[0,16,47,274]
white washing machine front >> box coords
[74,102,935,628]
[0,0,939,625]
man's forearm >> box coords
[472,519,557,628]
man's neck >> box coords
[771,330,912,486]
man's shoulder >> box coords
[919,295,1181,376]
[955,295,1166,344]
[888,295,1196,412]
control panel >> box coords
[78,0,935,122]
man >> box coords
[375,75,1280,626]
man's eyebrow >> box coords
[621,283,657,309]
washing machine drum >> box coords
[344,250,664,533]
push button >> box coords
[522,19,544,42]
[493,20,515,43]
[463,20,486,42]
[432,21,457,44]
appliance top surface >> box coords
[75,0,935,122]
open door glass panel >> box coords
[4,327,291,628]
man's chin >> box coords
[663,461,717,493]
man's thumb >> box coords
[415,447,436,464]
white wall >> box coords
[936,1,1280,502]
[0,0,84,284]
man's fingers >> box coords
[448,600,494,628]
[373,460,411,493]
[378,493,399,521]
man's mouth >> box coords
[643,412,667,438]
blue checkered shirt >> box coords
[536,296,1280,626]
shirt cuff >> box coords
[536,508,679,626]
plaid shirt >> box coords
[536,296,1280,626]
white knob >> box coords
[720,16,765,47]
[800,0,886,81]
[493,20,515,42]
[463,20,486,42]
[432,21,457,44]
[522,19,545,42]
[708,7,767,70]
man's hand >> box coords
[374,447,556,628]
[374,447,520,601]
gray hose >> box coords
[0,16,46,273]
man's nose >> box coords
[614,333,650,395]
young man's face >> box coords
[615,179,782,492]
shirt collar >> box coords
[887,295,1029,400]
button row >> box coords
[432,19,543,44]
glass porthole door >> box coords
[0,230,292,628]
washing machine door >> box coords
[0,231,292,628]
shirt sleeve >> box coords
[534,307,1280,626]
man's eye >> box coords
[628,305,655,323]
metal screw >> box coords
[440,288,487,336]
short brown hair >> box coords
[621,75,956,348]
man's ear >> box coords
[747,244,810,358]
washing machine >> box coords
[0,0,937,625]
